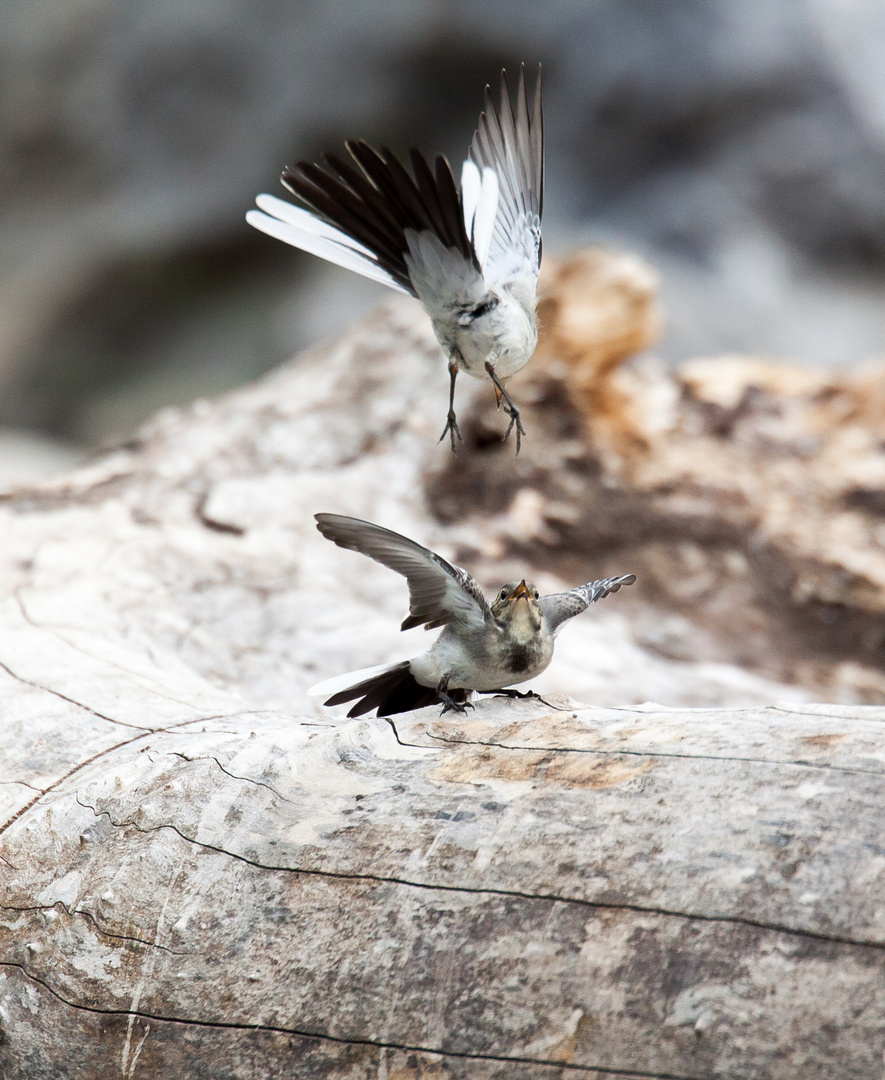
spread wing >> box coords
[461,65,543,294]
[540,574,636,636]
[315,514,492,631]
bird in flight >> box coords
[310,514,635,717]
[247,66,544,453]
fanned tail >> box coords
[321,661,468,718]
[277,142,480,296]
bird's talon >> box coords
[501,408,525,455]
[439,696,474,716]
[486,361,526,454]
[438,412,463,453]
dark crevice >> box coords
[195,492,246,536]
[384,714,884,778]
[420,729,885,779]
[0,658,148,731]
[0,902,188,955]
[0,710,267,838]
[0,960,708,1080]
[13,588,216,714]
[766,704,885,725]
[75,796,885,953]
[168,751,294,804]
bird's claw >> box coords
[485,361,525,455]
[438,411,463,453]
[439,695,475,716]
[501,406,526,456]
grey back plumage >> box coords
[540,574,637,635]
[314,514,492,632]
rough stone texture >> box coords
[2,248,885,1077]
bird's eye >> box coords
[533,588,540,600]
[499,588,508,601]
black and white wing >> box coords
[461,65,543,295]
[315,514,492,632]
[540,574,636,636]
[248,138,482,298]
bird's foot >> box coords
[438,692,475,716]
[485,361,526,455]
[501,403,526,456]
[438,410,463,453]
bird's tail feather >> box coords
[247,195,409,293]
[314,661,467,718]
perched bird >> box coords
[310,513,635,717]
[247,66,544,453]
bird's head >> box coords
[491,580,543,635]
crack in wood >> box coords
[767,704,885,726]
[0,902,190,955]
[14,589,217,715]
[0,711,269,838]
[74,796,885,954]
[167,751,294,804]
[0,658,149,731]
[569,702,885,729]
[0,960,708,1080]
[419,728,885,778]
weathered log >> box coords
[2,250,885,1078]
[4,700,885,1079]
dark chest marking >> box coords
[508,643,538,674]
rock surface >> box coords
[2,247,885,1077]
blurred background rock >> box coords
[3,0,885,481]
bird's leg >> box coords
[436,675,475,716]
[438,362,463,452]
[485,362,526,455]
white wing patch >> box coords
[461,159,481,241]
[247,194,409,294]
[460,161,499,274]
[468,67,543,294]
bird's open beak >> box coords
[512,580,531,601]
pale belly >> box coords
[456,346,532,381]
[431,300,538,383]
[410,634,554,692]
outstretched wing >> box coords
[462,65,543,294]
[540,574,636,636]
[315,514,492,631]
